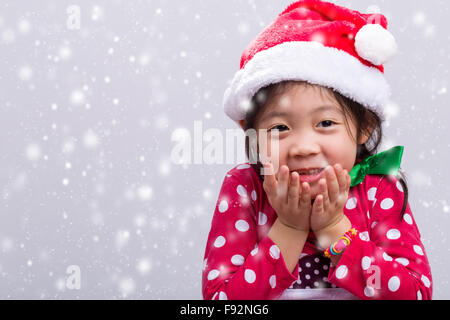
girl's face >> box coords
[254,84,368,200]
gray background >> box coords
[0,0,448,299]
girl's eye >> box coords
[269,125,288,132]
[317,120,336,128]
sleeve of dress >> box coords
[327,175,433,300]
[202,173,299,300]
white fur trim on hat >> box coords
[223,41,391,122]
[355,24,398,66]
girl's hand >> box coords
[310,164,351,233]
[263,163,311,232]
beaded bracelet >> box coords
[324,228,358,258]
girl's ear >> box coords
[358,111,376,145]
[359,130,370,145]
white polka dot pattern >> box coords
[388,276,401,292]
[214,236,226,248]
[346,197,357,209]
[383,252,393,261]
[396,180,403,192]
[403,213,413,225]
[218,200,228,213]
[293,253,332,289]
[361,256,371,270]
[380,198,394,210]
[202,164,432,300]
[219,291,228,300]
[413,245,424,256]
[386,229,401,240]
[258,211,267,225]
[364,286,375,297]
[208,269,220,281]
[231,254,244,266]
[367,187,377,201]
[421,275,431,288]
[244,269,256,283]
[395,257,409,266]
[235,219,249,232]
[236,185,247,197]
[335,265,348,279]
[359,231,370,241]
[269,245,280,260]
[269,275,276,288]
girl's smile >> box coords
[254,83,370,199]
[291,167,326,184]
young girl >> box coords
[202,0,432,300]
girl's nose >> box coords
[288,135,320,158]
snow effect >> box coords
[83,130,100,149]
[70,89,85,105]
[25,143,42,161]
[0,0,447,300]
[18,65,33,81]
[58,45,72,61]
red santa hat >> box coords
[223,0,398,123]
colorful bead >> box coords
[333,239,348,253]
[323,227,359,258]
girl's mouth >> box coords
[292,168,325,183]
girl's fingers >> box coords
[262,163,278,195]
[299,182,311,209]
[318,177,329,208]
[261,161,273,176]
[287,171,299,209]
[277,165,289,203]
[345,170,351,189]
[336,165,348,191]
[326,165,340,202]
[312,194,324,215]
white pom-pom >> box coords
[355,24,397,66]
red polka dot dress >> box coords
[202,163,433,300]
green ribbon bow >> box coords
[349,146,404,187]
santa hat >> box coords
[223,0,397,123]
